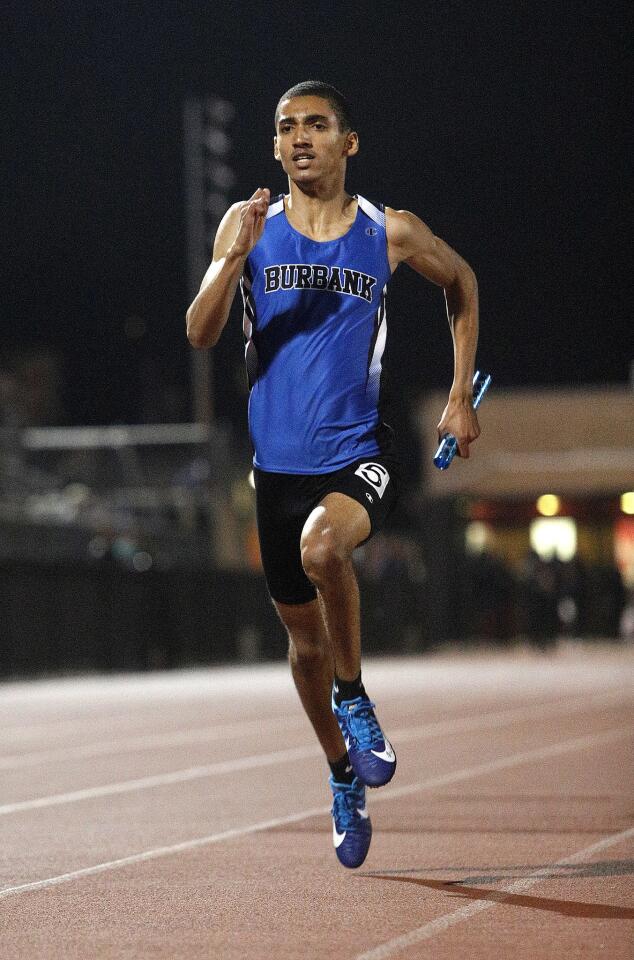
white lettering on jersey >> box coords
[263,264,377,303]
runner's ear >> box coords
[344,132,359,157]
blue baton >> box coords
[433,370,492,470]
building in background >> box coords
[418,386,634,643]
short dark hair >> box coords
[275,81,353,132]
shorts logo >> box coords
[355,462,390,499]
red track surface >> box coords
[1,644,633,959]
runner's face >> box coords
[274,95,357,183]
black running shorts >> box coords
[254,454,401,605]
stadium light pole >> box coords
[183,95,235,425]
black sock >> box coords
[329,752,355,784]
[333,671,367,706]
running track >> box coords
[1,643,633,959]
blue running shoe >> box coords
[330,775,372,869]
[332,691,396,787]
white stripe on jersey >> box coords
[356,195,386,228]
[367,287,387,396]
[266,197,284,219]
[240,278,253,338]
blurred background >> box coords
[2,1,632,676]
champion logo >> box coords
[366,227,377,236]
[365,492,373,503]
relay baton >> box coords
[433,370,492,470]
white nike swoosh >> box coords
[333,823,346,848]
[371,740,395,763]
[345,765,353,773]
[357,806,369,819]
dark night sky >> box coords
[3,1,631,428]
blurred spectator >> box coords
[356,531,428,651]
[519,549,559,649]
[619,591,634,642]
[458,549,515,644]
[584,562,626,639]
[555,556,586,636]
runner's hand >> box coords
[437,395,480,458]
[230,188,270,257]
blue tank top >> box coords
[241,194,392,474]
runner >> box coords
[186,80,481,868]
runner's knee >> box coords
[275,599,328,663]
[288,634,325,668]
[300,530,347,587]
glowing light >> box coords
[621,492,634,515]
[536,494,560,517]
[465,521,490,555]
[530,518,577,562]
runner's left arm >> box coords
[386,208,480,458]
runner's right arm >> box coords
[186,188,270,348]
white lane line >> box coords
[363,727,632,810]
[1,714,159,744]
[0,715,301,771]
[386,687,628,749]
[0,743,322,816]
[354,824,634,960]
[1,686,627,774]
[2,665,629,740]
[0,804,328,900]
[0,689,629,813]
[0,706,300,745]
[0,725,630,900]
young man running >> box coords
[186,81,481,868]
